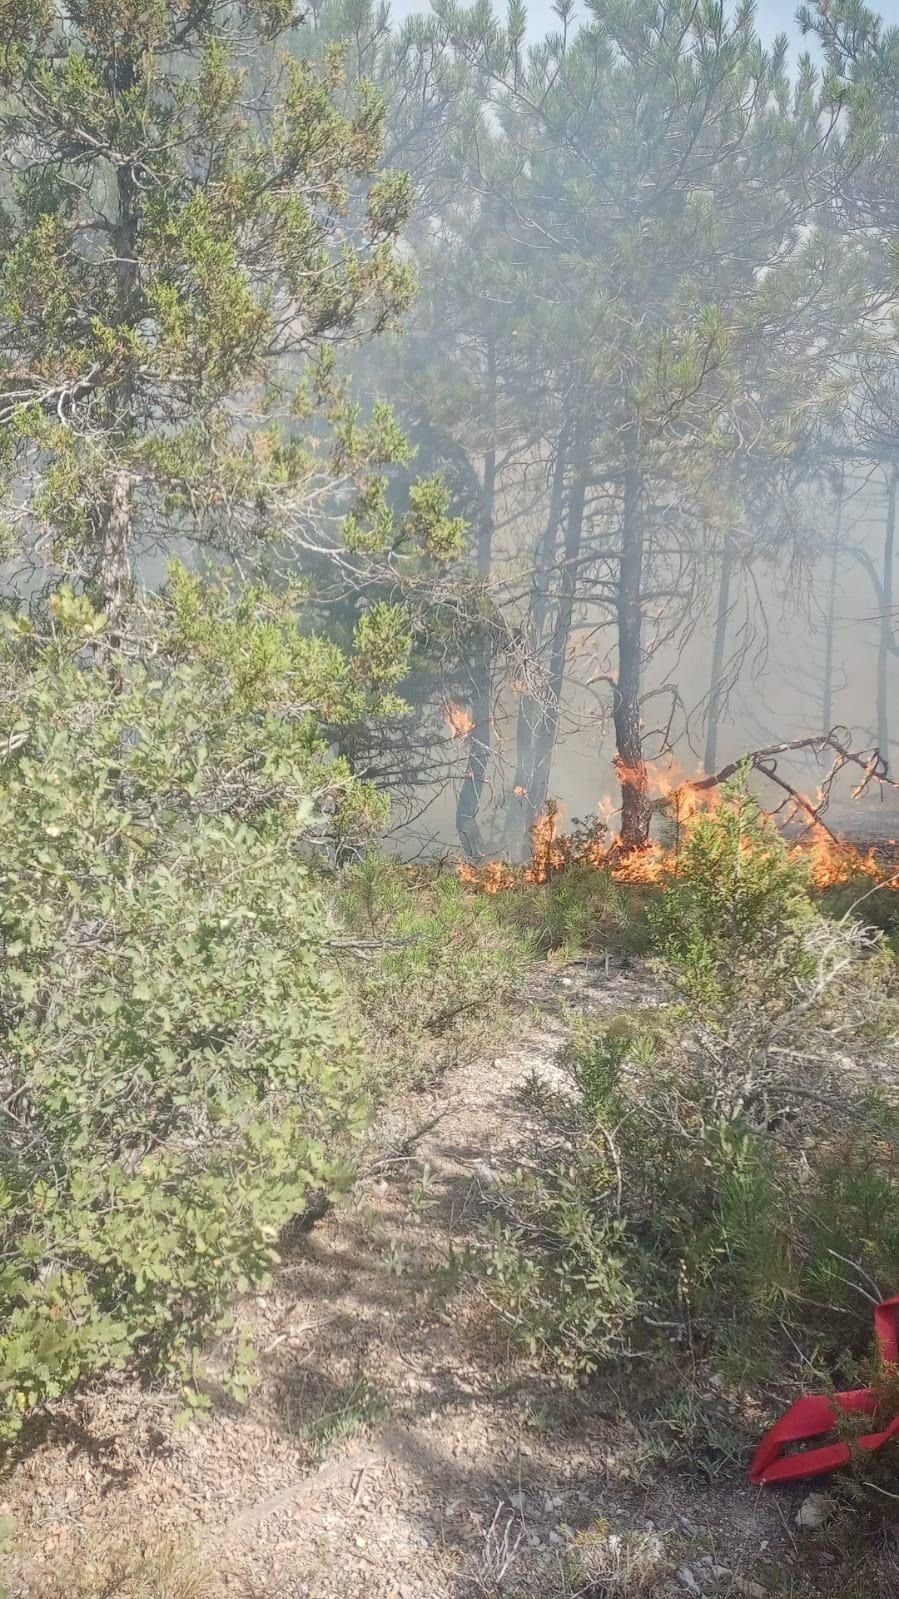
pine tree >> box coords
[0,0,461,632]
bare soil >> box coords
[1,961,827,1598]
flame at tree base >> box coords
[458,782,898,895]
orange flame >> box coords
[459,755,898,896]
[445,701,475,738]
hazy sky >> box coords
[389,0,899,44]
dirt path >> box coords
[4,961,790,1599]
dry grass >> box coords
[495,1525,678,1599]
[34,1537,216,1599]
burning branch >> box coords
[683,727,899,839]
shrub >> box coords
[25,1536,216,1599]
[649,781,818,1017]
[0,575,388,1441]
[480,785,899,1389]
[338,855,533,1088]
[496,863,655,960]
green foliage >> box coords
[338,855,533,1088]
[483,1157,639,1382]
[0,579,393,1443]
[299,1374,389,1460]
[480,790,899,1393]
[0,0,462,621]
[650,781,817,1016]
[497,864,655,960]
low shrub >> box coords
[495,864,656,960]
[480,785,899,1391]
[23,1536,216,1599]
[338,854,533,1089]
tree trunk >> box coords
[822,478,843,736]
[614,472,650,849]
[99,470,133,645]
[877,468,897,762]
[456,338,496,857]
[96,66,138,638]
[504,425,570,854]
[704,539,734,774]
[525,467,587,821]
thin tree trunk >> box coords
[614,472,650,849]
[99,470,133,646]
[526,467,588,822]
[877,468,897,762]
[822,477,843,736]
[97,70,138,640]
[504,425,570,854]
[533,421,572,641]
[704,539,734,774]
[456,338,496,857]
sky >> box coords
[389,0,899,43]
[752,0,899,41]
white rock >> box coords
[795,1492,832,1530]
[677,1567,702,1596]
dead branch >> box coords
[666,727,899,835]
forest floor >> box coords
[1,959,856,1599]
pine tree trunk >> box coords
[504,425,570,854]
[614,472,650,850]
[704,539,733,775]
[97,72,138,639]
[877,468,897,762]
[456,338,496,858]
[99,470,132,645]
[526,467,587,821]
[822,478,843,736]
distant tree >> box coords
[293,0,528,854]
[800,0,899,767]
[430,0,869,847]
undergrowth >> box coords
[493,864,657,961]
[480,784,899,1424]
[338,854,533,1089]
[24,1536,216,1599]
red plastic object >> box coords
[749,1295,899,1485]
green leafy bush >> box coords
[649,782,818,1016]
[481,785,899,1388]
[0,574,393,1441]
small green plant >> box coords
[429,1240,477,1307]
[301,1375,389,1460]
[408,1162,439,1222]
[381,1241,410,1277]
[654,1386,745,1481]
[482,1156,639,1382]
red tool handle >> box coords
[749,1296,899,1486]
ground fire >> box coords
[459,750,899,894]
